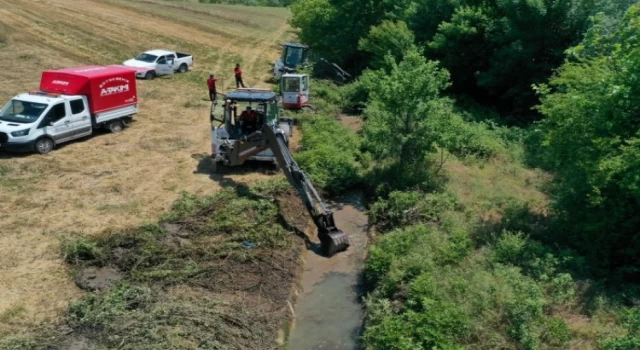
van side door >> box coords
[39,103,72,142]
[68,98,92,138]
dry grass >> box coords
[444,155,551,222]
[0,0,293,335]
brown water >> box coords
[286,192,369,350]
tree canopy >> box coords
[290,0,637,123]
[537,6,640,278]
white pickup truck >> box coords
[123,49,194,80]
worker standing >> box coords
[234,63,245,88]
[207,74,217,101]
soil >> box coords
[58,336,97,350]
[337,115,363,133]
[74,267,123,292]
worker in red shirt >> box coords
[239,106,258,132]
[234,63,245,88]
[207,74,217,101]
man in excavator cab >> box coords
[239,105,260,134]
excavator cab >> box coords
[273,42,309,80]
[209,88,350,256]
[280,74,310,110]
[211,88,292,168]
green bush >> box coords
[339,79,369,113]
[295,115,363,194]
[162,190,217,221]
[369,190,459,232]
[68,283,152,329]
[601,308,640,350]
[0,336,43,350]
[363,295,468,350]
[541,317,571,347]
[364,244,554,350]
[308,79,344,114]
[62,237,104,264]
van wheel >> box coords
[178,64,188,73]
[145,71,155,80]
[108,120,124,133]
[34,137,54,154]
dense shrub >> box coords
[62,238,104,264]
[601,308,640,350]
[369,190,459,232]
[294,115,363,194]
[364,231,557,349]
[359,49,507,178]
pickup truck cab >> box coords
[123,49,194,80]
[0,65,138,154]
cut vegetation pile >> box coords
[1,179,308,349]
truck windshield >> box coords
[135,53,158,63]
[0,100,47,124]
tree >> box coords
[360,49,462,192]
[427,0,596,122]
[359,20,418,70]
[290,0,412,71]
[537,6,640,278]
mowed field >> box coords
[0,0,292,334]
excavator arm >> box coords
[228,123,350,256]
[263,124,349,255]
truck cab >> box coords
[123,49,194,80]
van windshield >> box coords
[0,100,47,124]
[135,53,158,63]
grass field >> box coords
[0,0,293,335]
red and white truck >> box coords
[0,65,138,154]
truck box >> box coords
[39,65,138,114]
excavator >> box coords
[273,42,352,83]
[210,88,350,256]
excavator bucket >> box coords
[318,229,350,256]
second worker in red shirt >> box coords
[234,63,246,88]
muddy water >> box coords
[287,192,369,350]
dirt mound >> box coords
[75,267,122,292]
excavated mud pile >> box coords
[20,183,310,350]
